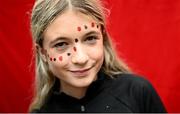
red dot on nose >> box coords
[77,27,81,31]
[91,22,95,27]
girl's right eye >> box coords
[54,42,69,50]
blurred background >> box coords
[0,0,180,112]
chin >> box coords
[72,75,96,88]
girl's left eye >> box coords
[84,36,98,44]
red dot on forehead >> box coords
[77,26,81,31]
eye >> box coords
[54,42,69,50]
[84,36,98,44]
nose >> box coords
[71,45,88,65]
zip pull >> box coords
[81,105,85,112]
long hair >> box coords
[29,0,131,111]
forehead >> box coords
[43,10,98,40]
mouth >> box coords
[69,67,93,77]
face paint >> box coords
[50,57,53,61]
[84,25,88,29]
[44,49,56,62]
[73,47,77,52]
[97,25,99,29]
[75,38,78,43]
[67,53,71,56]
[91,22,95,27]
[43,11,105,92]
[77,26,81,31]
[59,56,63,61]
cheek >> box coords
[47,52,70,75]
[87,42,104,61]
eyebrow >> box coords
[50,37,68,46]
[84,31,100,36]
[50,31,100,46]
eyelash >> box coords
[54,42,68,49]
[53,36,98,50]
[84,36,98,44]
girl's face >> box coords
[42,10,104,90]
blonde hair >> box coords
[29,0,131,112]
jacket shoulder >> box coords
[107,73,166,112]
[110,73,151,92]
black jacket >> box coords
[32,72,166,113]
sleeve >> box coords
[141,78,167,113]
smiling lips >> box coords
[69,67,92,76]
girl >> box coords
[29,0,166,112]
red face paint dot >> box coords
[73,47,77,52]
[59,56,63,61]
[91,22,95,27]
[50,57,53,61]
[77,26,81,31]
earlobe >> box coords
[36,44,47,62]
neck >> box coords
[60,82,88,99]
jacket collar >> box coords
[49,70,109,103]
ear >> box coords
[36,44,47,62]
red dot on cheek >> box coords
[59,56,63,61]
[50,57,53,61]
[91,22,95,27]
[77,26,81,31]
[73,47,77,52]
